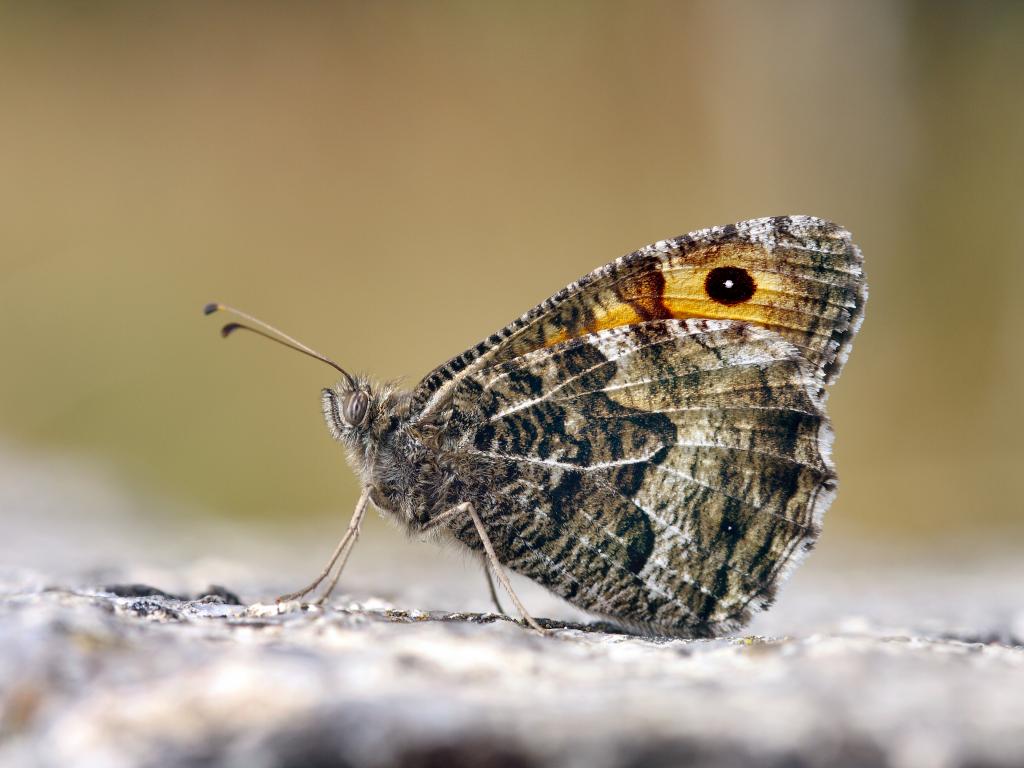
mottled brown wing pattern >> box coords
[436,319,835,636]
[412,216,865,417]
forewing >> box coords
[440,319,836,636]
[412,216,865,416]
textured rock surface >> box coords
[2,441,1023,767]
[2,568,1023,768]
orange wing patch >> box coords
[410,216,865,411]
[540,240,852,375]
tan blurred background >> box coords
[1,1,1022,577]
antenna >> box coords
[203,302,355,387]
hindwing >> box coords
[437,319,835,636]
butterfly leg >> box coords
[276,488,370,604]
[419,507,506,614]
[482,557,507,615]
[438,502,546,634]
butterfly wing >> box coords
[435,319,835,636]
[411,215,865,417]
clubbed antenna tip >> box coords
[203,302,355,387]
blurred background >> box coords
[1,2,1021,602]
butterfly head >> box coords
[322,378,373,439]
[322,374,410,441]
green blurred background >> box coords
[1,1,1022,561]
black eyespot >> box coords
[343,391,369,426]
[705,266,756,305]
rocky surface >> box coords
[2,444,1023,767]
[2,568,1023,768]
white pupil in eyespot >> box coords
[724,279,734,289]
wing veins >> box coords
[549,364,811,407]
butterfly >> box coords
[206,215,866,637]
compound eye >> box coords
[705,266,756,305]
[343,391,369,426]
